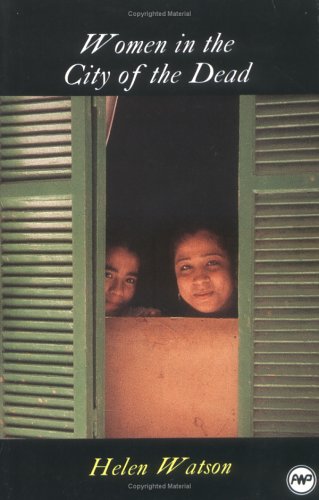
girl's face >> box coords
[174,230,235,314]
[105,246,140,315]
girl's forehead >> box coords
[176,230,223,252]
[106,246,140,265]
[174,231,228,262]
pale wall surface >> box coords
[105,317,238,438]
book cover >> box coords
[0,1,319,498]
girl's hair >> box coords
[106,225,141,260]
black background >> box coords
[1,0,319,94]
[1,438,319,499]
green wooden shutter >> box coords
[0,96,106,438]
[239,95,319,437]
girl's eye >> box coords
[207,260,220,267]
[180,264,191,272]
[126,277,137,285]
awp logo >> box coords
[286,466,317,495]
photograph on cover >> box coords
[0,94,318,440]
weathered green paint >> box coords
[92,96,106,437]
[238,95,319,437]
[71,97,94,437]
[0,96,106,438]
[238,95,256,436]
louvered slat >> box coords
[1,197,75,438]
[0,96,72,182]
[253,190,319,436]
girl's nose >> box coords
[110,279,124,296]
[193,269,210,283]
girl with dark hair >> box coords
[105,231,161,317]
[172,225,237,317]
[105,244,140,316]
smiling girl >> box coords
[172,226,237,317]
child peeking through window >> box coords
[105,240,161,317]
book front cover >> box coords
[0,1,319,499]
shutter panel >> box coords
[0,97,72,182]
[239,95,319,437]
[0,96,106,438]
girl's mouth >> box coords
[193,291,214,298]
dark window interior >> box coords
[107,96,239,314]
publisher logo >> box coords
[286,466,317,495]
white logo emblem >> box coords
[286,465,317,495]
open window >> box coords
[105,96,239,437]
